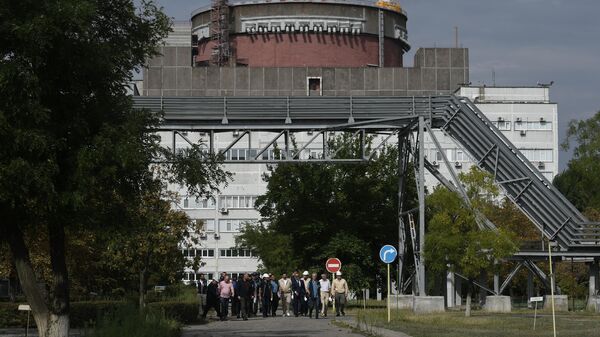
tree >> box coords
[555,110,600,212]
[237,135,417,291]
[424,167,517,316]
[0,2,228,336]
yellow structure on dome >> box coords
[376,0,403,13]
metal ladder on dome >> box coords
[407,213,421,292]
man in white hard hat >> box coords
[331,271,349,316]
[259,273,273,317]
[302,271,310,316]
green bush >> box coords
[90,305,179,337]
[0,300,198,329]
[147,301,198,324]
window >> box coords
[491,121,511,131]
[520,149,553,162]
[219,248,255,258]
[182,197,215,209]
[514,120,552,131]
[218,219,255,232]
[219,196,258,209]
[197,219,215,232]
[307,77,322,96]
[198,249,215,258]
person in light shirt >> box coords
[218,275,235,321]
[278,273,292,317]
[331,271,349,316]
[318,273,331,317]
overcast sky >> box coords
[154,0,600,170]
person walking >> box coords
[197,273,208,318]
[259,273,273,317]
[237,273,254,321]
[318,273,331,317]
[302,271,311,316]
[231,274,241,318]
[251,272,261,317]
[202,279,221,319]
[270,274,280,317]
[218,275,235,321]
[291,270,304,317]
[307,273,321,319]
[331,271,349,316]
[278,273,292,317]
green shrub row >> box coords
[0,300,199,328]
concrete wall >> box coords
[143,46,469,96]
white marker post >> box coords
[18,304,31,337]
[530,296,543,330]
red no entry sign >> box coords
[326,257,342,273]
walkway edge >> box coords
[333,319,412,337]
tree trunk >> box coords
[6,225,51,337]
[465,281,473,317]
[47,221,70,337]
[139,268,148,309]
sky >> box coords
[154,0,600,170]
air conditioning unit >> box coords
[200,232,207,239]
[432,161,440,168]
[455,162,462,168]
[214,233,220,239]
[516,117,522,122]
[497,117,504,122]
[540,117,546,123]
[538,162,545,169]
[520,130,527,137]
[233,130,240,137]
[219,207,229,214]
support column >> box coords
[397,134,408,294]
[455,276,462,307]
[494,273,500,295]
[527,270,534,308]
[589,259,599,298]
[446,271,455,308]
[417,116,426,296]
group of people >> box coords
[196,270,349,321]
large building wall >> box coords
[143,46,469,97]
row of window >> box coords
[519,149,553,162]
[182,195,259,210]
[194,219,257,233]
[183,272,250,282]
[182,248,255,258]
[428,148,553,164]
[491,120,552,131]
[223,148,324,161]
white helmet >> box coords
[302,271,309,276]
[336,271,342,276]
[262,273,270,278]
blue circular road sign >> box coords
[379,245,398,264]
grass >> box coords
[356,309,600,337]
[88,305,180,337]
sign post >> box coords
[326,258,342,314]
[530,296,543,330]
[379,245,398,323]
[18,304,31,337]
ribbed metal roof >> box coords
[191,0,406,17]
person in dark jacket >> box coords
[307,273,321,319]
[259,273,273,317]
[237,273,254,320]
[202,279,221,319]
[197,273,208,318]
[251,272,262,316]
[270,274,279,317]
[291,270,305,317]
[231,275,240,318]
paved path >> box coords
[182,315,365,337]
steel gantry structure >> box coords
[133,95,600,296]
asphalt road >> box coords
[182,315,365,337]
